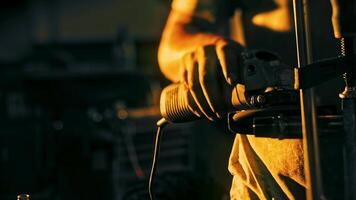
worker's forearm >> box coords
[158,10,223,82]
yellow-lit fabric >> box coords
[228,1,306,198]
[229,135,306,200]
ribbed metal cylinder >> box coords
[160,83,199,123]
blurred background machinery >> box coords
[0,0,234,199]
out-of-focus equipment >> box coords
[17,194,30,200]
[330,0,356,200]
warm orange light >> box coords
[172,0,197,14]
[252,0,291,32]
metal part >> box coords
[228,108,343,138]
[339,87,356,99]
[160,50,297,123]
[339,37,356,99]
[338,37,356,200]
[17,194,30,200]
[256,95,266,105]
[240,50,293,91]
[227,106,301,138]
[159,84,200,123]
[292,0,324,199]
[294,55,355,90]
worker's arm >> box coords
[158,0,242,83]
[158,0,243,120]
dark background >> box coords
[0,1,234,200]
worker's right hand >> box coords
[179,38,244,121]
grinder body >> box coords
[160,50,297,123]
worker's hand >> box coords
[179,38,244,121]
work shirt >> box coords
[172,0,306,199]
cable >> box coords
[148,118,169,200]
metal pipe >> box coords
[292,0,324,199]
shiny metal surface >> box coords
[292,0,324,199]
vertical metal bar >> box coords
[292,0,324,199]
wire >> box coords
[148,118,169,200]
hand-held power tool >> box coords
[159,50,297,123]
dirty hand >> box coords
[179,38,244,121]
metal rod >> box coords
[292,0,324,199]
